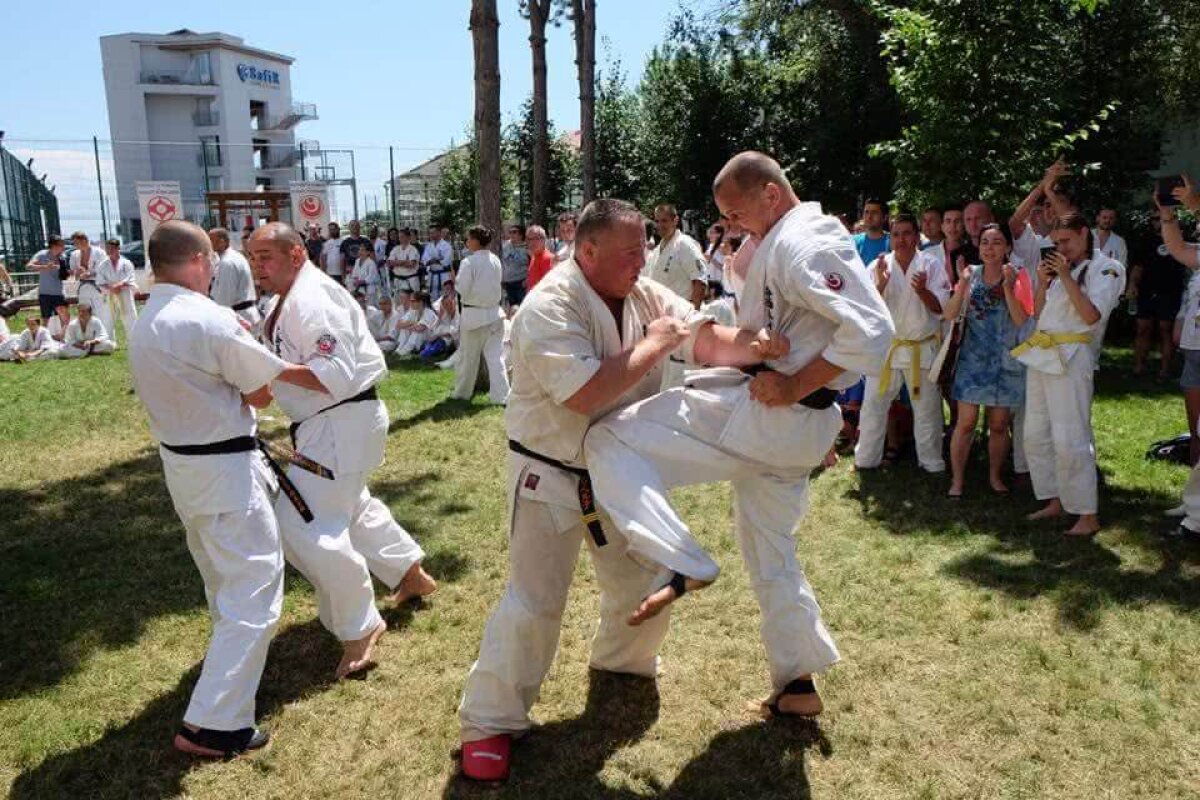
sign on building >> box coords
[136,181,182,269]
[290,181,331,230]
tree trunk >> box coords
[529,0,552,227]
[573,0,596,205]
[471,0,502,252]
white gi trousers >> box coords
[585,377,843,695]
[106,288,138,344]
[58,340,117,359]
[1181,455,1200,535]
[659,356,687,391]
[1023,352,1098,515]
[1012,406,1029,474]
[854,368,946,472]
[459,453,671,742]
[452,319,509,404]
[77,283,113,338]
[277,466,424,641]
[180,462,284,730]
[376,338,399,355]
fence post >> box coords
[350,149,359,221]
[389,146,397,228]
[94,136,108,240]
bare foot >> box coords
[822,448,839,469]
[1065,515,1101,537]
[628,577,711,627]
[1027,500,1065,521]
[336,622,386,680]
[387,562,438,605]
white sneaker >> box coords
[1165,504,1187,518]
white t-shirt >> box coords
[322,238,345,276]
[1178,267,1200,352]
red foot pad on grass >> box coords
[462,734,511,782]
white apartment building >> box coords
[100,29,317,239]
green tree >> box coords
[593,55,646,205]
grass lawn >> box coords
[0,334,1197,799]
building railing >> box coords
[196,147,224,168]
[257,102,319,131]
[192,110,220,126]
[140,69,216,86]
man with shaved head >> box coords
[208,227,261,327]
[963,200,995,250]
[248,222,437,682]
[129,219,324,758]
[585,151,893,720]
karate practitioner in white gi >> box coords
[129,220,325,758]
[855,213,950,472]
[58,302,117,358]
[457,198,788,782]
[585,152,894,720]
[208,228,261,328]
[1,316,57,362]
[1013,212,1125,536]
[247,223,437,680]
[70,233,115,340]
[451,226,510,405]
[98,238,139,343]
[645,204,708,390]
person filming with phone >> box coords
[1011,212,1125,537]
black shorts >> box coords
[1137,292,1182,323]
[38,293,65,320]
[503,280,527,307]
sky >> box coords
[0,0,686,236]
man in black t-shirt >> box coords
[304,224,324,265]
[1131,220,1189,378]
[339,220,372,270]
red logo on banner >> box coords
[299,195,324,219]
[147,196,177,222]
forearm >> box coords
[916,288,943,315]
[1003,287,1028,327]
[692,323,764,367]
[1010,184,1043,234]
[942,288,967,321]
[1044,183,1075,217]
[1161,220,1200,268]
[1060,278,1101,325]
[564,340,670,415]
[785,357,845,401]
[277,364,330,394]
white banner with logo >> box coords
[136,181,182,270]
[290,182,331,231]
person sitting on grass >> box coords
[395,291,439,357]
[371,294,404,355]
[420,294,459,362]
[46,302,73,344]
[1,316,58,362]
[59,302,117,359]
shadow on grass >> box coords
[9,620,339,800]
[387,398,495,435]
[0,451,200,702]
[442,670,823,799]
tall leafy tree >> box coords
[593,56,646,205]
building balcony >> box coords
[192,110,220,126]
[140,69,215,86]
[256,102,319,131]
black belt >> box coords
[232,300,255,311]
[507,439,606,547]
[79,280,97,287]
[288,386,379,446]
[740,365,839,410]
[426,266,449,274]
[160,435,315,523]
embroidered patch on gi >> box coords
[824,272,845,291]
[524,473,541,490]
[1102,268,1118,278]
[316,334,338,355]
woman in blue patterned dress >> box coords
[943,224,1033,497]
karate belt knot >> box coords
[878,334,939,399]
[508,439,607,547]
[1010,331,1092,371]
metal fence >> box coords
[4,137,451,252]
[0,146,62,272]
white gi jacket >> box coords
[876,249,951,375]
[69,246,105,281]
[506,259,712,467]
[210,248,260,323]
[1178,270,1200,352]
[1014,255,1125,375]
[645,230,706,303]
[65,317,110,347]
[738,203,895,390]
[349,258,382,303]
[97,255,137,294]
[129,283,285,517]
[16,327,54,352]
[265,262,389,475]
[457,250,504,332]
[1093,229,1128,266]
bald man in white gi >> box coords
[585,152,894,720]
[458,198,785,782]
[854,213,949,472]
[209,228,261,328]
[130,220,324,758]
[248,223,437,680]
[646,204,708,390]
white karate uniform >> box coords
[59,317,117,358]
[459,259,712,743]
[422,239,454,295]
[129,283,286,731]
[2,326,58,360]
[371,309,403,354]
[1086,248,1126,369]
[452,250,510,404]
[0,322,17,361]
[1010,224,1055,474]
[645,230,707,390]
[1093,229,1128,266]
[209,248,261,327]
[1016,256,1125,515]
[396,307,438,355]
[71,247,113,338]
[855,249,949,472]
[349,258,382,307]
[46,315,72,346]
[388,244,421,294]
[265,262,425,641]
[585,203,894,700]
[97,254,139,342]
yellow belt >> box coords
[1009,331,1092,359]
[879,334,939,398]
